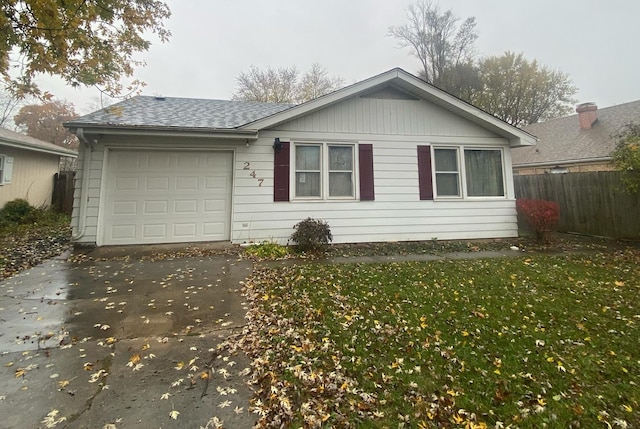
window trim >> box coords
[431,145,507,200]
[433,147,462,198]
[0,154,10,186]
[292,141,358,201]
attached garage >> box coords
[101,149,233,245]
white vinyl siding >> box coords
[231,131,516,245]
[273,96,499,138]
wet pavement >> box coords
[0,245,255,429]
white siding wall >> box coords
[232,131,517,244]
[273,97,497,137]
[71,146,104,243]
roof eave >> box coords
[65,123,259,140]
[0,139,78,157]
[513,156,613,168]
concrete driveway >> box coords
[0,244,256,429]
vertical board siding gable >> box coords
[273,141,290,201]
[417,145,434,200]
[358,144,375,200]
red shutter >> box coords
[417,145,434,200]
[273,141,290,202]
[358,144,375,201]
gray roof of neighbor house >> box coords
[0,127,77,157]
[512,100,640,167]
[66,96,295,129]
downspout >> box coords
[72,128,94,240]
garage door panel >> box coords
[173,223,197,237]
[114,153,141,169]
[147,153,172,169]
[204,199,225,213]
[142,224,167,239]
[203,222,225,235]
[176,177,199,190]
[115,177,139,191]
[146,177,170,190]
[111,225,136,240]
[143,200,168,215]
[174,200,197,214]
[112,201,138,215]
[103,150,233,245]
[176,153,201,169]
[205,177,227,190]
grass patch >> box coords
[244,241,290,260]
[242,250,640,428]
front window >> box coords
[464,149,504,196]
[294,143,355,199]
[328,145,353,197]
[433,147,505,198]
[434,148,461,197]
[295,145,321,197]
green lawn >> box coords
[241,250,640,428]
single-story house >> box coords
[512,100,640,175]
[64,68,536,246]
[0,127,78,208]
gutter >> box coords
[72,128,96,241]
[65,124,259,140]
[513,156,613,168]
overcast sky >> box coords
[38,0,640,115]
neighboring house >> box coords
[64,68,535,246]
[0,127,78,208]
[512,100,640,175]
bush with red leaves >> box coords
[516,199,560,240]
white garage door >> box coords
[103,150,233,245]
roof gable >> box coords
[65,68,535,147]
[0,127,77,157]
[270,87,501,138]
[243,68,535,147]
[512,100,640,167]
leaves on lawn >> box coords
[236,250,640,428]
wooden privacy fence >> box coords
[514,171,640,239]
[52,171,75,215]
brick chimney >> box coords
[576,102,598,129]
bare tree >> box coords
[0,89,24,128]
[389,0,478,88]
[232,64,344,104]
[296,63,345,103]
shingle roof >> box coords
[0,127,77,157]
[512,100,640,166]
[66,96,295,129]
